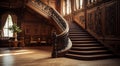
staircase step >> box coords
[71,46,107,51]
[69,29,84,31]
[68,50,110,55]
[71,38,95,41]
[72,43,101,47]
[71,47,107,51]
[68,50,109,53]
[69,32,87,34]
[68,50,111,55]
[70,36,93,38]
[71,46,106,50]
[72,41,98,44]
[69,32,88,34]
[66,54,114,60]
[70,36,95,39]
[69,34,90,36]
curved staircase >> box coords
[66,22,114,60]
[26,0,72,57]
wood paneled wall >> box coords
[73,11,85,29]
[86,1,119,41]
[19,10,55,45]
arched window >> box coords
[62,0,72,15]
[91,0,94,3]
[73,0,76,11]
[80,0,83,9]
[91,0,97,3]
[66,0,71,14]
[74,0,83,10]
[3,14,13,37]
[76,0,79,10]
[62,0,66,15]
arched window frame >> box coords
[62,0,72,16]
[66,0,71,14]
[3,14,14,37]
[79,0,83,9]
[62,0,66,16]
[1,13,17,37]
[73,0,77,11]
[76,0,79,10]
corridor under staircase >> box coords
[66,22,114,60]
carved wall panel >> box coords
[74,11,85,28]
[94,7,102,35]
[105,2,117,36]
[86,1,119,38]
[86,1,120,56]
[23,22,53,37]
[20,10,54,44]
[87,6,103,37]
[87,13,95,32]
[117,0,120,37]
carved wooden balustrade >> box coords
[27,0,72,57]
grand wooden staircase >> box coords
[66,22,114,60]
[26,0,114,60]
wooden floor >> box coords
[0,46,120,66]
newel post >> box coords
[52,32,58,58]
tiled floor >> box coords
[0,46,120,66]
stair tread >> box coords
[71,38,95,39]
[70,36,93,38]
[69,30,84,31]
[69,32,87,33]
[72,46,105,49]
[71,38,95,41]
[68,50,109,53]
[69,34,90,35]
[72,44,101,47]
[66,54,113,58]
[72,41,97,43]
[69,31,85,34]
[72,43,100,45]
[70,37,94,38]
